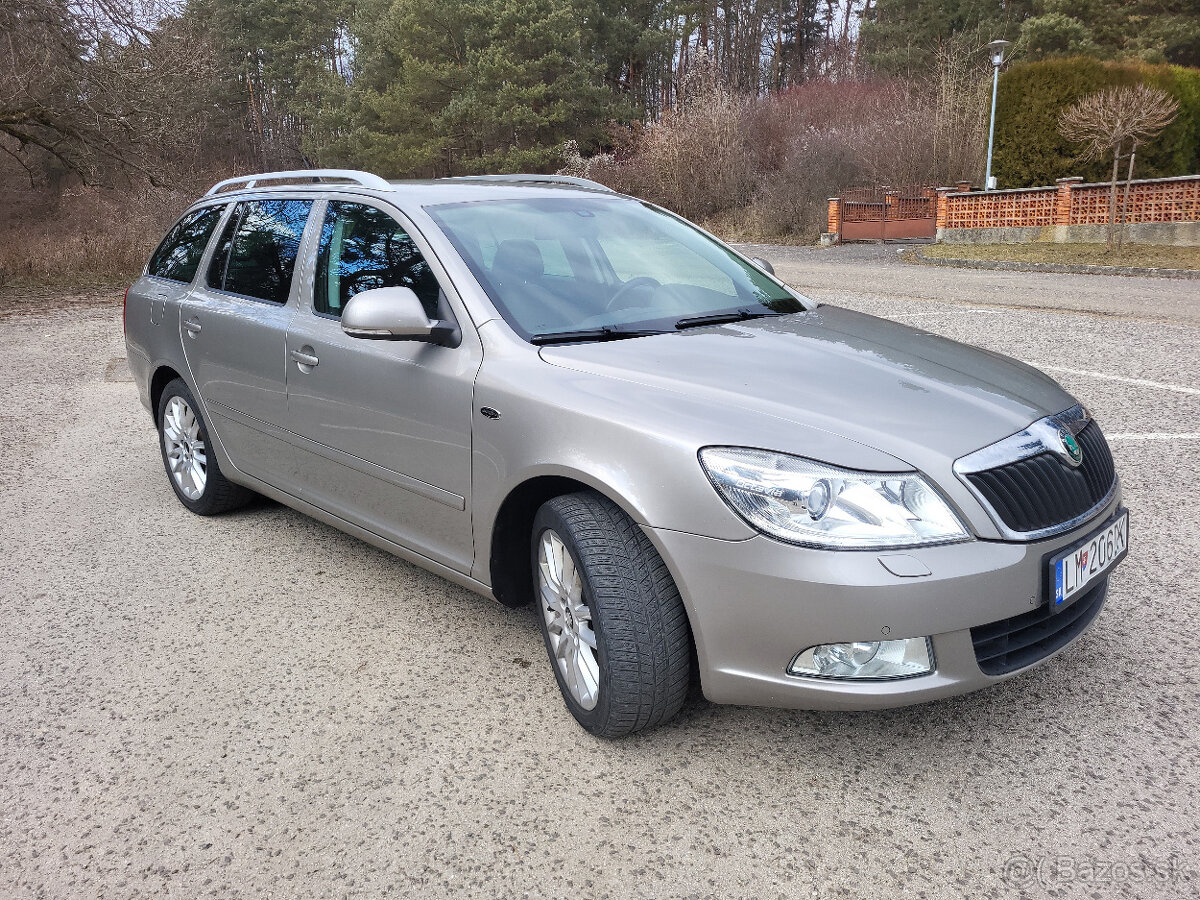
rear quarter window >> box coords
[147,205,226,283]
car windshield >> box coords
[425,196,806,341]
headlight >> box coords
[699,447,969,549]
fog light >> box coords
[789,637,934,680]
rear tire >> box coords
[157,378,252,515]
[532,492,692,737]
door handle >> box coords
[183,318,202,335]
[290,348,319,368]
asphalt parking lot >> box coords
[2,248,1198,899]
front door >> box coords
[181,197,316,490]
[283,200,481,573]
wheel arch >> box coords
[149,364,186,418]
[147,365,239,484]
[487,471,649,609]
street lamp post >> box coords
[984,39,1010,191]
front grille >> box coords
[971,579,1108,675]
[965,421,1115,534]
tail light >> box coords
[123,285,130,334]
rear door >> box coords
[126,203,227,386]
[283,199,481,573]
[180,197,315,490]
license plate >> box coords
[1050,511,1129,613]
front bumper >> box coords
[645,487,1123,710]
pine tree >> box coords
[315,0,633,176]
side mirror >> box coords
[750,257,775,275]
[341,286,456,343]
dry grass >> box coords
[923,243,1200,270]
[0,180,201,287]
[699,214,817,246]
[0,153,253,290]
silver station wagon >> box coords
[125,169,1128,737]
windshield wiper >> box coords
[532,307,785,344]
[674,307,784,330]
[530,326,671,345]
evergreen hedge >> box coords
[993,58,1200,188]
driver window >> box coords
[314,202,441,318]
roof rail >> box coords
[204,169,392,197]
[438,174,616,193]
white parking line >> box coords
[1040,365,1200,397]
[1108,433,1200,441]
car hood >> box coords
[538,305,1076,468]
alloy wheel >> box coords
[537,529,600,710]
[162,396,207,500]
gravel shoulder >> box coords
[2,272,1198,899]
[911,246,1200,281]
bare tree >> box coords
[0,0,216,185]
[923,37,992,186]
[1058,84,1179,250]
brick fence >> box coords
[936,175,1200,230]
[935,174,1200,246]
[826,174,1200,246]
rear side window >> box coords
[207,199,313,304]
[314,201,441,318]
[148,205,225,283]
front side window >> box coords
[207,199,313,304]
[148,205,225,283]
[426,196,804,340]
[313,201,441,318]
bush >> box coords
[571,67,990,243]
[571,60,756,222]
[994,58,1200,187]
[745,137,862,239]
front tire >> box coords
[532,492,692,737]
[156,378,252,515]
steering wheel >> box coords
[604,276,661,312]
[344,271,387,295]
